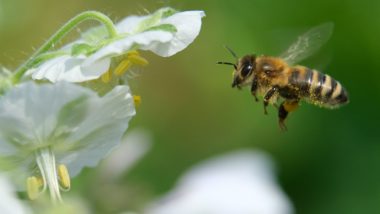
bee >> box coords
[218,23,349,131]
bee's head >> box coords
[217,47,256,89]
[232,55,256,88]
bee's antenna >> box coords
[217,61,237,69]
[224,45,238,60]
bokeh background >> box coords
[1,0,380,213]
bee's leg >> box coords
[250,76,259,102]
[263,86,278,115]
[278,100,299,131]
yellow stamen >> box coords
[58,164,71,190]
[133,95,141,107]
[27,176,41,200]
[37,176,44,187]
[101,69,112,83]
[114,59,132,76]
[127,50,139,56]
[127,52,149,66]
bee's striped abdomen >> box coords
[288,67,348,108]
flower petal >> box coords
[28,55,110,83]
[116,7,177,34]
[84,30,173,66]
[0,82,93,150]
[116,15,148,34]
[149,11,205,57]
[116,10,205,57]
[56,84,136,176]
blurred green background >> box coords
[1,0,380,213]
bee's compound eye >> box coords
[241,64,253,77]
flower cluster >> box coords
[0,7,205,203]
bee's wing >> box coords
[280,22,334,65]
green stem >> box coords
[12,11,118,83]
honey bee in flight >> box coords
[218,23,349,130]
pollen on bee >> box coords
[58,164,71,190]
[133,95,141,107]
[27,176,42,200]
[101,69,112,83]
[284,101,299,112]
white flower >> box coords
[86,9,205,64]
[27,8,205,83]
[145,150,294,214]
[0,81,135,201]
